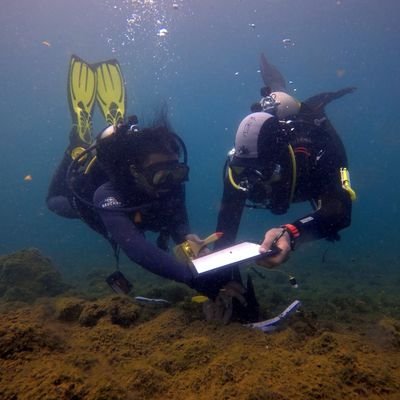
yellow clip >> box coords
[340,167,356,201]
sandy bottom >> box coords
[1,294,399,400]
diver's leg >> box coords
[47,55,97,219]
[47,195,77,219]
[259,53,287,92]
[194,266,260,323]
[303,87,357,114]
[46,134,79,219]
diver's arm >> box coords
[287,186,352,245]
[215,172,246,250]
[259,133,353,267]
[100,208,194,282]
[99,209,226,298]
[94,184,224,298]
[293,117,352,243]
[283,131,352,246]
[93,185,191,283]
[258,185,352,268]
[46,152,79,219]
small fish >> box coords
[336,68,346,78]
[42,40,51,47]
[249,23,256,28]
[172,3,179,9]
[24,174,33,181]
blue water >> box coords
[0,0,399,279]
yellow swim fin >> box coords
[94,59,126,126]
[67,55,97,147]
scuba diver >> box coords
[46,55,223,300]
[213,53,357,318]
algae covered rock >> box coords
[378,317,400,349]
[78,296,140,327]
[55,295,141,327]
[55,297,86,322]
[79,302,108,327]
[108,296,141,327]
[0,323,64,359]
[0,248,69,302]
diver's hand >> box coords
[258,227,291,268]
[184,234,211,257]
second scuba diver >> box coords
[213,53,357,321]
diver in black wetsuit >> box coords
[217,93,355,254]
[47,116,224,298]
[213,54,357,319]
[217,54,357,258]
[46,55,223,300]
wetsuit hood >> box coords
[230,112,294,214]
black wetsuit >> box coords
[216,91,353,249]
[47,154,220,297]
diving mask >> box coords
[260,93,280,114]
[132,160,189,190]
[228,164,282,205]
